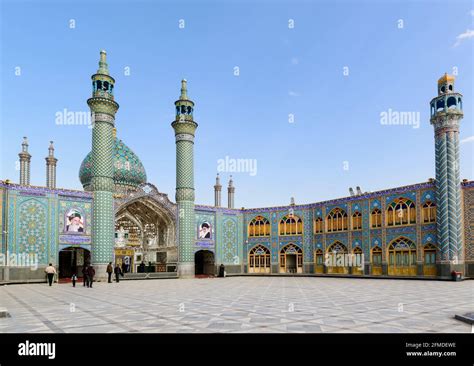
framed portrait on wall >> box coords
[64,208,85,233]
[198,221,212,240]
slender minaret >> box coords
[228,176,235,209]
[430,73,464,277]
[18,137,31,186]
[172,79,198,277]
[87,50,119,275]
[45,141,58,189]
[214,173,222,207]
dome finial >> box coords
[48,141,55,156]
[437,72,455,86]
[180,79,188,100]
[97,49,109,75]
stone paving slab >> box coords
[0,277,472,333]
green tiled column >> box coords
[87,50,119,276]
[172,80,198,277]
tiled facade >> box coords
[1,55,472,282]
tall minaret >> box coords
[45,141,58,189]
[214,173,222,207]
[172,79,198,277]
[430,73,464,277]
[18,137,31,186]
[228,176,235,209]
[87,50,119,275]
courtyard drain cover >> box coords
[0,308,10,318]
[454,312,474,325]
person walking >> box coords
[114,264,122,283]
[106,262,113,283]
[71,273,77,287]
[88,266,96,288]
[44,263,56,286]
[82,265,89,287]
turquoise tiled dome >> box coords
[79,137,147,191]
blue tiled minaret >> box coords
[172,80,198,277]
[88,50,119,277]
[430,74,464,278]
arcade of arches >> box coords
[245,237,439,277]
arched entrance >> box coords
[248,245,271,273]
[326,242,349,274]
[388,237,417,276]
[58,247,91,279]
[195,250,215,276]
[114,184,177,273]
[279,243,303,273]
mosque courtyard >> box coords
[0,277,472,333]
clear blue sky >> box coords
[1,0,472,208]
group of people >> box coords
[81,264,96,287]
[44,262,125,287]
[107,262,124,283]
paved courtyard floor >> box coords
[0,277,472,333]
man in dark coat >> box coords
[114,264,122,283]
[218,264,225,277]
[106,262,113,283]
[87,266,96,288]
[82,265,89,287]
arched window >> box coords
[423,243,437,276]
[371,246,382,266]
[279,215,303,235]
[371,246,383,275]
[248,215,270,237]
[314,248,324,274]
[371,208,382,228]
[447,96,457,109]
[314,248,323,265]
[422,201,436,223]
[314,217,323,234]
[248,245,271,273]
[352,211,362,230]
[352,246,363,274]
[326,208,348,232]
[388,237,417,276]
[436,99,444,111]
[327,241,348,254]
[387,198,416,226]
[423,243,436,265]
